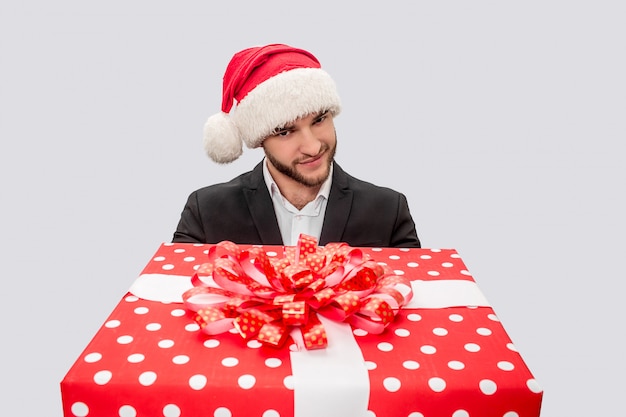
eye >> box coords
[271,127,291,137]
[313,112,328,125]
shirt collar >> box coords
[263,157,333,207]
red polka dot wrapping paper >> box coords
[61,243,543,417]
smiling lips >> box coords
[298,146,328,166]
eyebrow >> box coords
[274,110,329,133]
[316,110,329,119]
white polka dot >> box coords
[407,313,422,321]
[433,327,448,336]
[365,361,377,370]
[428,377,446,392]
[383,377,401,392]
[247,340,263,348]
[431,249,441,252]
[420,255,432,259]
[238,374,256,389]
[162,264,175,270]
[503,412,520,417]
[371,248,383,252]
[476,327,492,336]
[266,251,278,257]
[283,375,294,390]
[127,353,145,363]
[222,357,239,367]
[452,411,469,417]
[174,248,186,253]
[159,339,175,348]
[527,378,543,393]
[105,320,121,328]
[163,403,181,417]
[394,328,410,337]
[427,271,440,276]
[93,370,112,385]
[134,306,149,315]
[228,327,239,334]
[146,322,161,331]
[441,262,453,268]
[189,374,207,390]
[464,343,481,352]
[498,361,515,371]
[488,313,500,321]
[389,255,400,260]
[448,360,465,370]
[125,295,139,302]
[393,269,405,275]
[204,339,220,348]
[262,410,280,417]
[377,342,393,352]
[450,253,461,258]
[265,358,282,368]
[84,352,102,363]
[154,256,166,261]
[173,355,190,365]
[117,335,133,344]
[171,308,186,317]
[507,343,518,352]
[479,379,497,395]
[403,360,420,370]
[460,270,471,276]
[214,407,232,417]
[138,371,157,386]
[407,262,419,267]
[71,402,89,417]
[184,256,196,262]
[185,323,200,331]
[119,405,137,417]
[353,328,368,336]
[408,413,424,417]
[420,345,436,354]
[449,314,464,322]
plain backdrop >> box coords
[1,1,624,416]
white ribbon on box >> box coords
[129,274,490,417]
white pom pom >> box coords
[203,112,243,163]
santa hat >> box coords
[203,44,342,163]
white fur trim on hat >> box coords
[203,112,243,164]
[232,67,341,150]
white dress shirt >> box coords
[263,158,333,246]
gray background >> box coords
[1,1,624,416]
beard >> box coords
[265,141,337,188]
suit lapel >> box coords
[320,163,353,245]
[244,162,284,245]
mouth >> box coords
[298,149,327,166]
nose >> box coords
[299,126,322,156]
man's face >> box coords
[262,111,337,188]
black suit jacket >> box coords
[173,162,420,247]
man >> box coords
[173,44,421,248]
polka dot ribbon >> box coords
[182,234,414,350]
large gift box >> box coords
[61,240,543,417]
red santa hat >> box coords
[203,44,342,163]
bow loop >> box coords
[182,234,413,350]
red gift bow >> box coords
[182,234,414,350]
